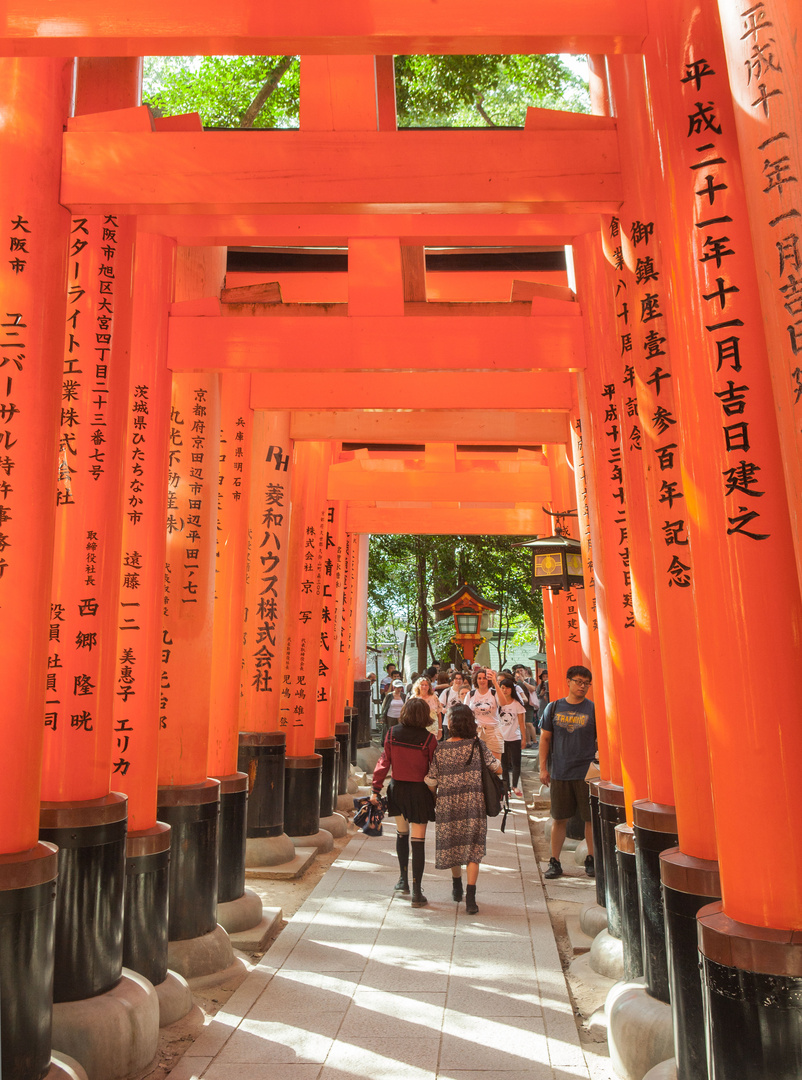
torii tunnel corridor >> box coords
[1,3,801,1079]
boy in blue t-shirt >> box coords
[539,665,597,879]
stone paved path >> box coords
[169,800,605,1080]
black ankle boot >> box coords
[394,873,410,894]
[465,885,478,914]
[411,881,428,907]
[451,876,463,902]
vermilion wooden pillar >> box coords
[280,441,330,838]
[545,444,585,675]
[570,414,612,779]
[113,232,175,988]
[41,92,137,1009]
[646,3,802,1072]
[575,232,645,951]
[716,0,802,590]
[237,412,294,853]
[330,531,356,771]
[0,55,73,1080]
[158,371,221,941]
[209,374,252,906]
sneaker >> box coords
[584,855,595,879]
[544,857,563,880]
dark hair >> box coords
[400,697,432,730]
[566,665,592,683]
[448,704,477,739]
[498,677,516,691]
[425,665,438,680]
[472,668,489,688]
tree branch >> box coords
[475,93,498,128]
[239,55,294,129]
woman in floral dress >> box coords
[425,703,502,915]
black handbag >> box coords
[467,738,505,818]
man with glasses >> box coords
[539,665,597,879]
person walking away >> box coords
[425,704,503,915]
[371,697,437,906]
[497,677,527,796]
[539,665,597,879]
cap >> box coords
[392,679,404,688]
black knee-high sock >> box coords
[411,838,425,884]
[396,832,409,875]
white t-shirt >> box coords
[468,688,499,723]
[498,699,525,742]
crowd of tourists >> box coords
[367,658,603,916]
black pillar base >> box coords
[616,824,643,981]
[598,781,626,938]
[661,849,720,1080]
[633,800,678,1004]
[214,773,248,904]
[123,823,171,988]
[315,738,337,819]
[588,778,606,910]
[346,706,359,766]
[0,842,58,1080]
[237,731,285,839]
[283,756,322,837]
[157,780,220,942]
[353,679,372,748]
[335,721,350,794]
[698,904,802,1080]
[39,793,127,1003]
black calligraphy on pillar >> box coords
[254,473,286,701]
[681,48,771,540]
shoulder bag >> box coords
[467,737,505,818]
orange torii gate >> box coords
[1,3,802,1080]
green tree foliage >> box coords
[143,55,300,128]
[368,534,543,671]
[394,54,589,127]
[142,54,588,129]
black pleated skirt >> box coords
[386,779,436,823]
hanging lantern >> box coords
[522,534,585,593]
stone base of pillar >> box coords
[217,887,264,933]
[356,745,381,774]
[642,1059,677,1080]
[48,1051,89,1080]
[580,902,609,939]
[319,813,348,838]
[606,978,674,1080]
[245,833,296,867]
[227,906,283,953]
[154,970,194,1027]
[590,928,625,981]
[573,839,589,865]
[245,849,317,881]
[698,903,802,1080]
[50,969,159,1080]
[288,828,334,853]
[166,924,234,981]
[336,793,355,813]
